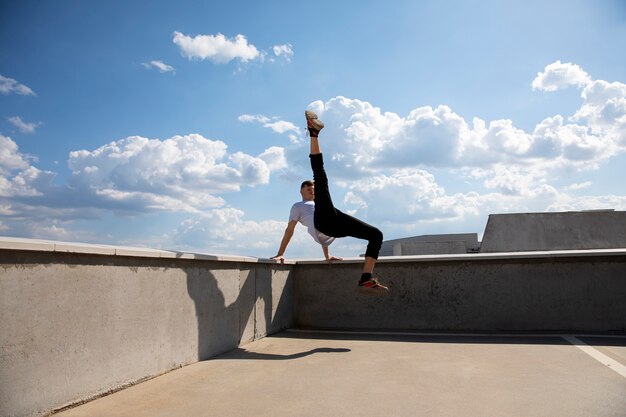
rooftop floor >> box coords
[55,330,626,417]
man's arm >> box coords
[271,220,297,263]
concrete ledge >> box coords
[0,243,294,417]
[3,236,625,417]
[294,248,626,264]
[480,211,626,252]
[0,236,294,265]
[294,251,626,333]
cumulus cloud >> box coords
[531,60,592,92]
[170,208,281,251]
[572,80,626,146]
[341,168,446,222]
[0,134,57,202]
[0,75,35,96]
[142,60,175,73]
[67,134,285,213]
[0,134,31,175]
[5,61,626,257]
[288,61,626,238]
[308,62,625,177]
[259,146,288,171]
[167,206,325,257]
[173,31,260,64]
[8,116,41,134]
[0,131,291,246]
[171,31,293,69]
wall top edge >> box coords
[293,248,626,264]
[3,236,625,265]
[0,236,294,265]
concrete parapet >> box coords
[3,236,626,417]
[0,239,292,417]
[294,251,626,333]
[480,210,626,252]
[381,233,480,256]
[394,240,468,255]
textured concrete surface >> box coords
[0,250,293,417]
[380,233,480,256]
[54,331,626,417]
[294,254,626,332]
[480,211,626,252]
[3,236,626,417]
[394,240,468,255]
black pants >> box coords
[310,153,383,259]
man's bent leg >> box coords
[335,210,383,259]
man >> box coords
[272,110,388,291]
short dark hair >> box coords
[300,180,314,189]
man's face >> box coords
[300,184,315,201]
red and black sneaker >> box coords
[305,110,324,137]
[358,276,389,291]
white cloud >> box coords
[265,120,299,134]
[238,114,270,124]
[341,168,446,222]
[307,65,625,175]
[259,147,288,171]
[272,43,294,61]
[564,181,592,191]
[572,80,626,146]
[0,134,30,175]
[173,31,260,64]
[67,134,286,213]
[167,205,338,258]
[0,132,290,245]
[0,75,35,96]
[0,134,55,199]
[4,61,626,258]
[8,116,41,134]
[168,208,297,256]
[288,61,626,240]
[531,60,592,92]
[142,60,175,73]
[238,113,302,143]
[546,194,626,212]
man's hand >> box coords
[326,255,343,264]
[271,255,285,265]
[322,245,342,264]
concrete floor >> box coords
[55,331,626,417]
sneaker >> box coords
[305,110,324,137]
[358,276,389,291]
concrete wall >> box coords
[480,211,626,252]
[381,233,480,256]
[294,251,626,332]
[3,236,626,417]
[0,240,293,417]
[394,241,468,256]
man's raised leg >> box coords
[305,110,388,291]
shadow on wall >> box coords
[186,264,293,361]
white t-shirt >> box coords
[289,201,336,247]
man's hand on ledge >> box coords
[271,255,285,264]
[326,256,343,264]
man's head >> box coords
[300,180,314,201]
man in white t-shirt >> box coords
[272,110,388,291]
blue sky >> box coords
[1,0,626,258]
